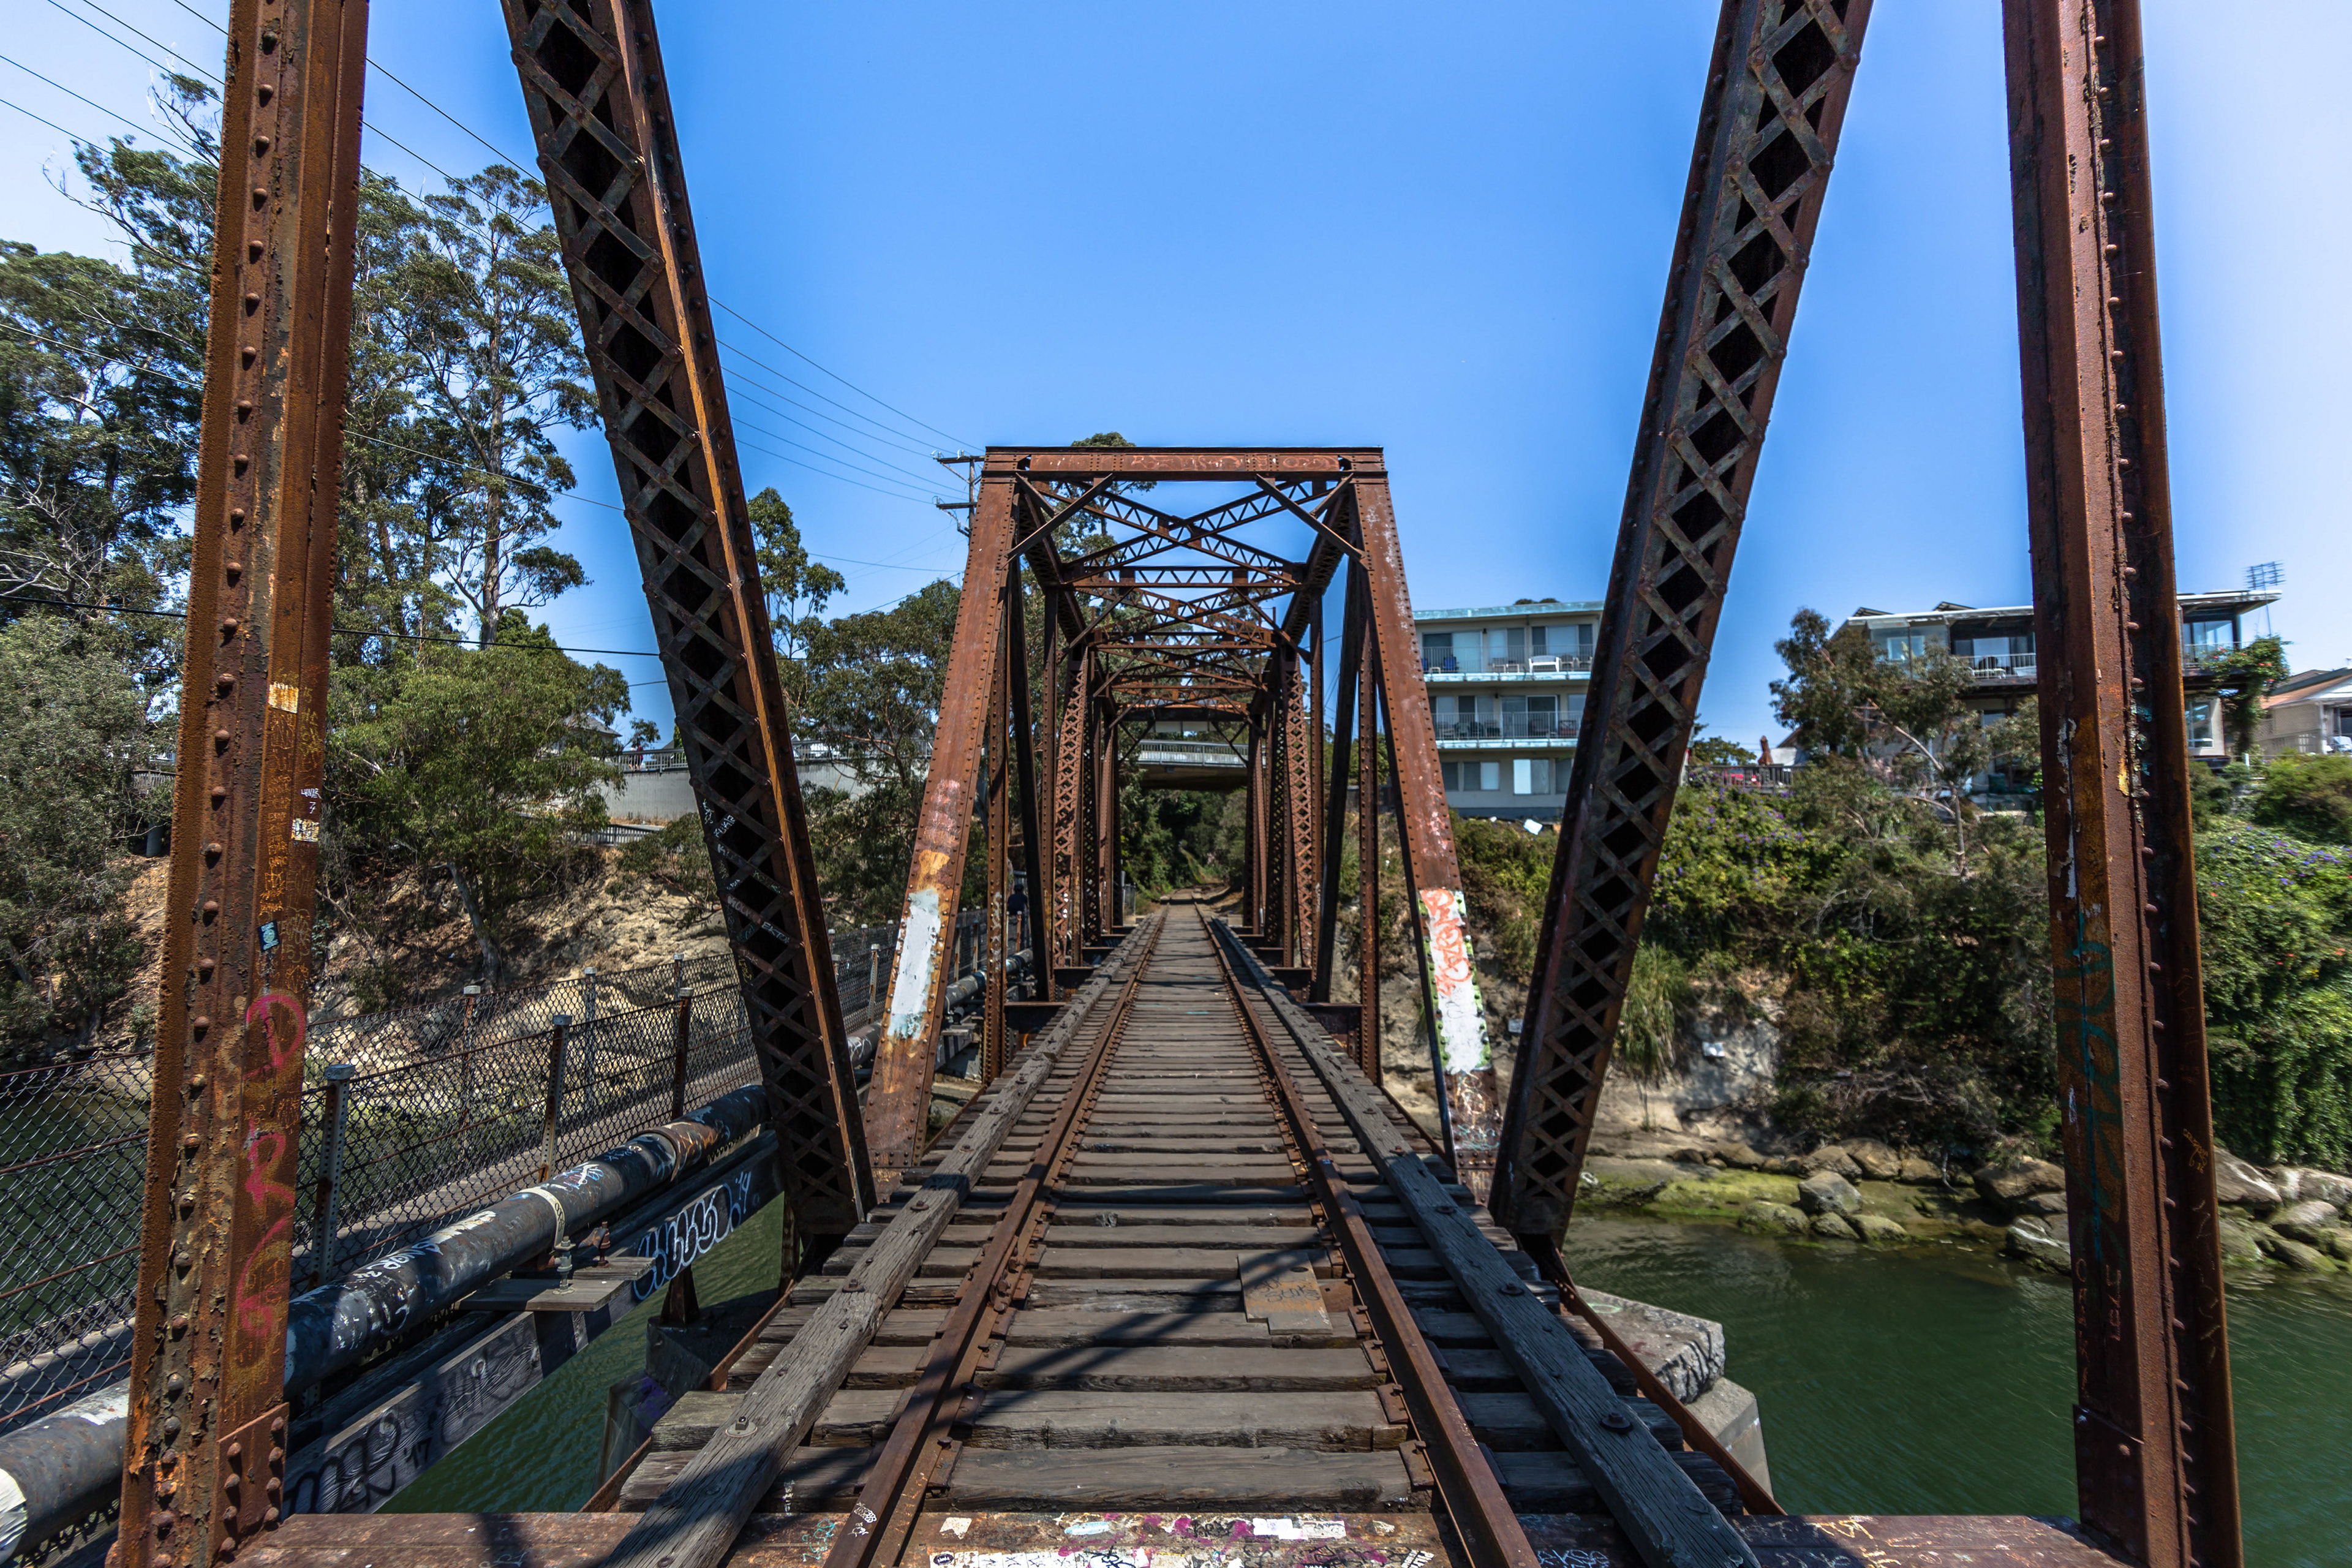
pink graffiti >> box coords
[235,1121,298,1343]
[244,991,306,1082]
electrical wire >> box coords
[714,301,973,450]
[0,57,204,159]
[8,593,661,658]
[43,5,979,480]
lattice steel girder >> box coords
[503,0,872,1229]
[120,6,369,1564]
[867,478,1019,1171]
[2003,4,2240,1562]
[1049,654,1088,968]
[1354,475,1497,1176]
[1493,0,1872,1237]
[995,448,1378,481]
[1311,562,1369,1003]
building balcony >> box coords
[1961,649,2246,685]
[1423,657,1592,680]
[1433,717,1580,747]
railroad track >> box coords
[606,903,1754,1568]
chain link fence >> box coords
[0,913,998,1438]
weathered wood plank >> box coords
[975,1345,1379,1391]
[937,1446,1421,1510]
[961,1389,1403,1450]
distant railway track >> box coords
[591,905,1752,1568]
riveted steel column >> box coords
[119,3,369,1564]
[1356,472,1494,1182]
[1494,0,1872,1237]
[2004,3,2239,1562]
[1359,613,1382,1080]
[866,473,1017,1174]
[502,0,872,1234]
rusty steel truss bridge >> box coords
[94,1,2245,1567]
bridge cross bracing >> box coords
[99,1,2241,1568]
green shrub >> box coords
[2250,753,2352,845]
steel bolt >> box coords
[183,1134,201,1152]
[253,135,271,155]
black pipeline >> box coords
[0,1087,764,1562]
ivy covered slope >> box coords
[1450,753,2352,1175]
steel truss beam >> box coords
[503,0,872,1232]
[2003,2,2239,1561]
[1495,0,1872,1233]
[119,7,370,1563]
[865,450,1474,1167]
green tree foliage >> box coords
[2203,634,2289,759]
[747,487,844,667]
[1771,608,2036,865]
[0,83,213,660]
[329,617,626,983]
[0,616,150,1052]
[796,579,965,925]
[2248,752,2352,845]
[2197,820,2352,1167]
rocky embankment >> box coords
[1580,1134,2352,1279]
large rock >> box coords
[1852,1213,1909,1245]
[2212,1152,2281,1208]
[1895,1155,1943,1185]
[2216,1216,2271,1265]
[2320,1228,2352,1264]
[2277,1169,2352,1208]
[2017,1189,2069,1218]
[2271,1199,2342,1240]
[1799,1145,1863,1182]
[1738,1200,1807,1238]
[2005,1218,2069,1273]
[2256,1232,2335,1273]
[1716,1142,1769,1171]
[1809,1212,1860,1241]
[1974,1158,2066,1206]
[1796,1170,1862,1216]
[1842,1139,1903,1181]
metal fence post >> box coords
[458,982,481,1130]
[579,967,600,1120]
[867,943,881,1021]
[541,1016,571,1182]
[671,951,685,1000]
[669,989,693,1120]
[306,1063,358,1290]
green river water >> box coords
[386,1207,2352,1567]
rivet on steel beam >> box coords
[171,1313,190,1334]
[221,618,239,637]
[241,342,257,363]
[202,899,221,917]
[182,1133,200,1152]
[192,1014,211,1034]
[236,399,253,416]
[257,82,272,105]
[173,1250,192,1270]
[230,507,246,526]
[224,561,241,583]
[254,135,271,156]
[233,454,249,474]
[216,673,235,693]
[213,728,232,747]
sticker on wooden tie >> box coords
[1237,1251,1329,1333]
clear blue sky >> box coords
[7,1,2346,748]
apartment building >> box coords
[1834,587,2278,763]
[1415,599,1599,818]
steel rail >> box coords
[820,919,1162,1568]
[1202,909,1537,1568]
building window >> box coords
[1510,758,1556,794]
[1487,628,1526,668]
[1875,630,1930,662]
[2187,699,2217,751]
[1531,622,1594,659]
[1422,631,1455,671]
[1444,760,1503,793]
[2184,619,2234,663]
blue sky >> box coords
[7,1,2346,749]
